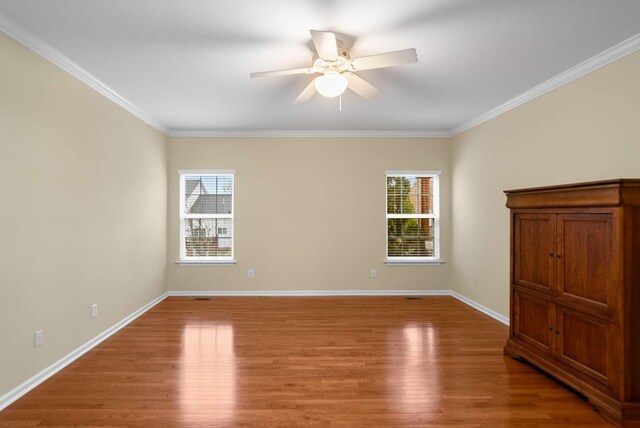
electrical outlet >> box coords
[34,330,44,347]
[91,303,98,318]
[248,269,254,278]
[370,269,377,278]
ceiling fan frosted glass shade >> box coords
[314,71,348,97]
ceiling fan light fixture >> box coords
[314,70,348,98]
[251,30,417,103]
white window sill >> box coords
[176,260,236,266]
[384,259,445,266]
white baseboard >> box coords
[0,292,168,412]
[450,291,509,325]
[168,289,509,325]
[167,289,452,297]
[1,288,508,411]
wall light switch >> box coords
[35,330,44,347]
[248,269,254,278]
[371,269,377,278]
[91,303,98,318]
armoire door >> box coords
[556,213,613,313]
[555,306,611,387]
[513,213,556,295]
[513,289,555,354]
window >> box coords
[386,170,441,262]
[179,170,235,262]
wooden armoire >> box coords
[503,179,640,427]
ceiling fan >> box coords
[250,30,418,104]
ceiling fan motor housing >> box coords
[312,48,355,74]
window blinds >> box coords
[180,173,234,260]
[386,174,439,259]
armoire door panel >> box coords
[514,214,556,295]
[557,214,612,312]
[513,290,554,353]
[556,306,610,386]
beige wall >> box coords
[0,32,167,396]
[167,137,451,292]
[450,50,640,317]
[3,17,639,404]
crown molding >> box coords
[2,8,638,139]
[167,129,453,138]
[450,32,640,137]
[0,11,168,135]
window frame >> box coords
[385,170,442,264]
[178,169,236,264]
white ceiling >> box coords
[1,0,639,134]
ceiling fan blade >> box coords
[250,67,311,78]
[293,78,318,104]
[350,48,417,71]
[310,30,338,61]
[344,73,381,98]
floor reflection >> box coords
[180,322,236,425]
[389,323,440,413]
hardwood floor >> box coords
[0,296,611,427]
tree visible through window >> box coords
[179,171,235,261]
[386,171,440,260]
